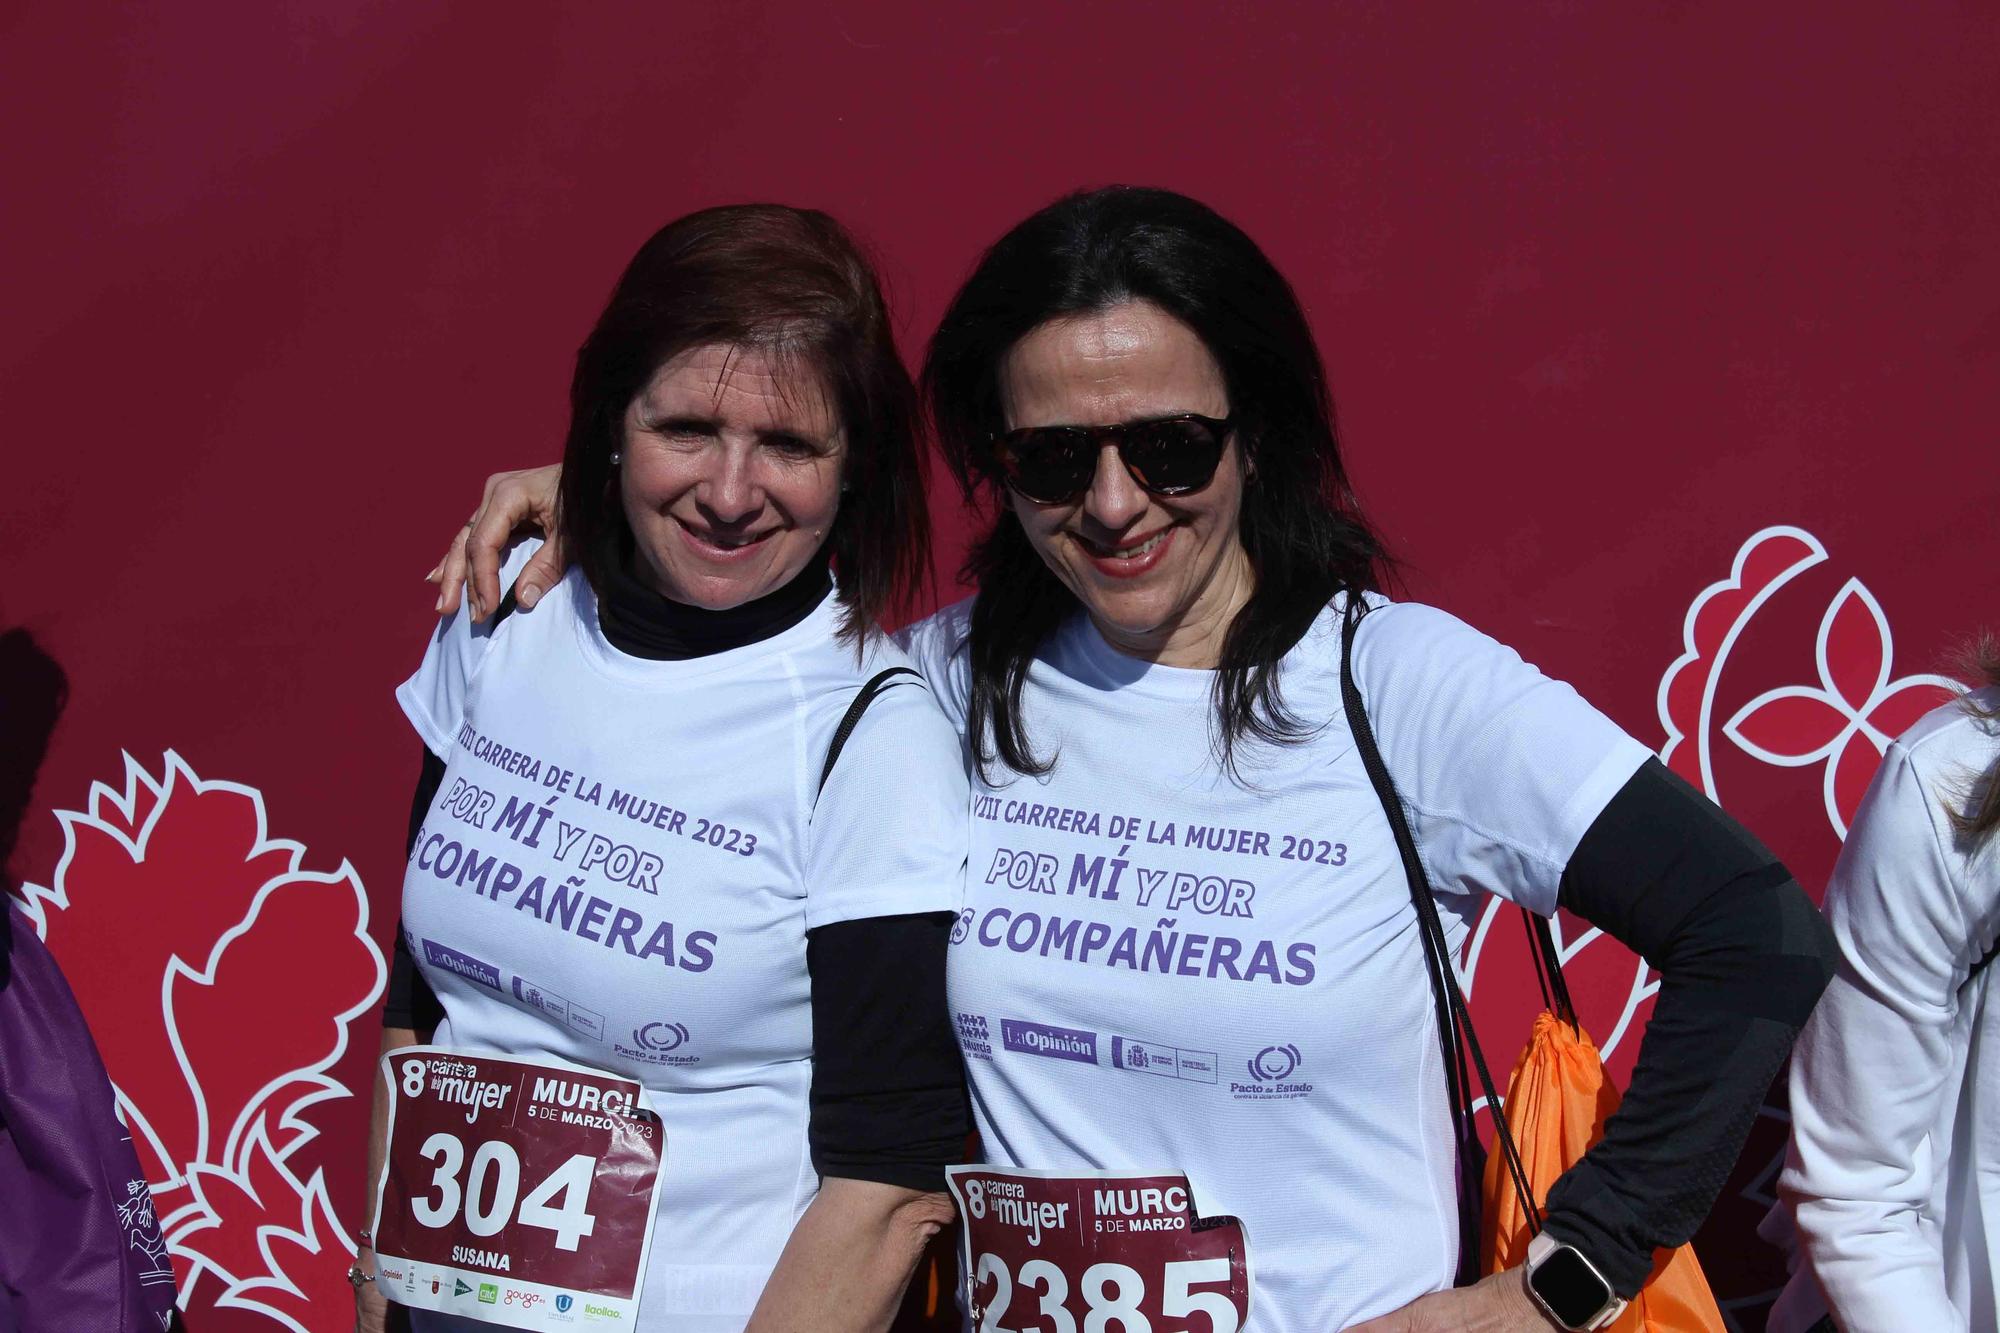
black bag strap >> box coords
[1524,901,1579,1031]
[817,667,921,800]
[1964,936,1998,990]
[1338,599,1544,1278]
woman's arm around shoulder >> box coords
[426,464,566,622]
[398,537,547,757]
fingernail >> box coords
[424,565,441,582]
[520,584,540,608]
[434,593,444,613]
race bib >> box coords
[946,1166,1252,1333]
[371,1046,665,1330]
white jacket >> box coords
[1764,688,2000,1333]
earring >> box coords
[609,451,622,465]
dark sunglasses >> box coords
[990,414,1234,505]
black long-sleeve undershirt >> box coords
[381,747,447,1035]
[383,551,967,1190]
[805,913,966,1192]
[1541,758,1837,1295]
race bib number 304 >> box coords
[371,1047,665,1330]
[946,1166,1252,1333]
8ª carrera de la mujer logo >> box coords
[15,752,386,1332]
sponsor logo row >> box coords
[967,1014,1311,1101]
[416,934,700,1068]
[382,1258,625,1322]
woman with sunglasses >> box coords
[428,187,1835,1332]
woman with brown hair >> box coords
[357,204,969,1333]
[1767,640,2000,1333]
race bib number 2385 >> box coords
[946,1166,1251,1332]
[371,1047,665,1330]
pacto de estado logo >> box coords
[634,1020,688,1052]
[1231,1042,1312,1101]
[1248,1043,1302,1082]
[614,1019,698,1067]
[14,752,386,1333]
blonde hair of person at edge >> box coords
[1763,639,2000,1333]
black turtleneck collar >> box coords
[597,535,834,661]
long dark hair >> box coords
[560,204,929,640]
[921,186,1388,779]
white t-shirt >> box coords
[1765,689,2000,1333]
[395,548,967,1331]
[901,592,1650,1333]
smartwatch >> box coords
[1523,1231,1627,1331]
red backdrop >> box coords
[3,4,1994,1330]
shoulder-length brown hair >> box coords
[559,204,928,640]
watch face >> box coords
[1529,1245,1612,1327]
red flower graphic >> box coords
[17,752,385,1332]
[1648,527,1963,1327]
[1657,525,1829,801]
[1723,579,1957,836]
[1460,530,1842,1097]
[1471,529,1958,1148]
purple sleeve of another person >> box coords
[0,901,180,1332]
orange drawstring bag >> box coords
[1339,600,1725,1328]
[1481,996,1725,1331]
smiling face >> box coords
[619,342,846,610]
[998,300,1254,667]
